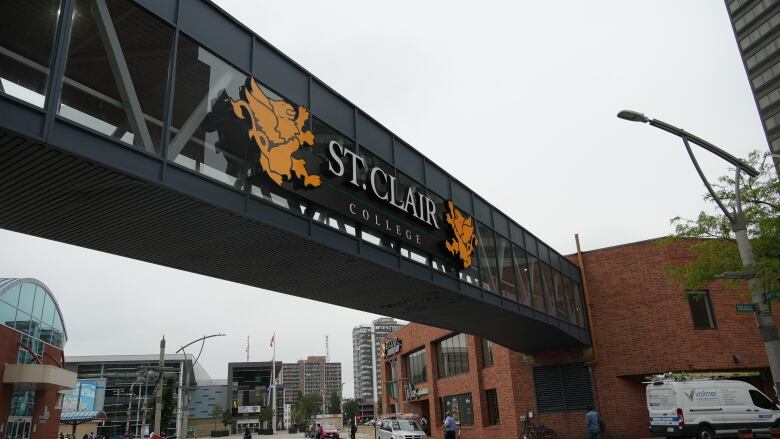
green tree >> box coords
[221,410,233,430]
[341,399,359,425]
[258,405,274,430]
[295,392,322,425]
[661,150,780,294]
[211,405,223,432]
[328,392,341,414]
[145,375,178,434]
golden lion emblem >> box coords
[444,201,478,269]
[231,77,320,188]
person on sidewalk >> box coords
[585,405,603,439]
[442,412,457,439]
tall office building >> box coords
[280,356,342,409]
[725,0,780,175]
[352,318,404,406]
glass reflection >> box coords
[528,256,546,312]
[496,235,517,302]
[169,35,246,186]
[476,222,498,292]
[0,0,60,108]
[511,246,532,306]
[60,0,173,152]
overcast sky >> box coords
[0,1,769,398]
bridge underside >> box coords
[0,128,587,352]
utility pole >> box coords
[618,110,780,395]
[154,336,165,435]
[370,324,378,421]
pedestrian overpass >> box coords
[0,0,589,351]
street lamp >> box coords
[617,110,780,395]
[176,334,226,439]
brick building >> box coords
[380,238,772,439]
[0,278,76,439]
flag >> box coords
[270,333,275,347]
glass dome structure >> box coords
[0,278,67,352]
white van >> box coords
[646,378,780,438]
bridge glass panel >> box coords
[552,270,569,322]
[168,34,247,187]
[528,255,546,312]
[0,0,60,108]
[476,222,498,293]
[540,263,558,318]
[511,245,532,307]
[571,281,585,327]
[563,277,579,326]
[59,0,173,153]
[496,234,518,302]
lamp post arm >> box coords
[650,119,760,177]
[681,136,736,224]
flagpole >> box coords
[271,333,276,434]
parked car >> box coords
[376,419,424,439]
[318,424,340,439]
[646,377,780,439]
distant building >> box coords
[227,361,283,432]
[352,318,404,406]
[187,378,228,436]
[280,356,342,410]
[724,0,780,175]
[66,354,208,438]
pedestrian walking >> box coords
[242,427,251,439]
[350,421,357,439]
[585,405,603,439]
[442,412,457,439]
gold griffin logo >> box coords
[444,201,478,269]
[231,77,320,188]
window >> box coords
[512,246,532,306]
[406,349,427,385]
[440,393,473,425]
[687,291,717,329]
[59,0,174,152]
[437,333,469,378]
[168,34,248,186]
[496,235,518,301]
[533,363,593,412]
[481,338,494,368]
[528,256,546,312]
[750,390,776,410]
[485,389,499,425]
[476,222,498,293]
[0,0,60,108]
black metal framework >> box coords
[0,0,591,350]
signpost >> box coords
[765,291,780,302]
[736,304,758,313]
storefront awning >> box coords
[3,363,76,389]
[60,411,107,424]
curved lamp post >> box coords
[175,334,226,439]
[617,110,780,395]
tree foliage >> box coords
[211,405,223,431]
[328,392,341,414]
[221,409,233,428]
[661,150,779,294]
[258,405,274,430]
[294,392,322,426]
[145,375,178,434]
[341,398,359,425]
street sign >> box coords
[765,291,780,302]
[736,303,758,312]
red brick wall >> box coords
[579,238,768,439]
[0,325,23,438]
[0,324,66,439]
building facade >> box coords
[0,278,75,439]
[280,357,342,410]
[725,0,780,175]
[381,239,772,439]
[186,379,228,436]
[352,318,405,406]
[227,362,283,431]
[66,354,208,439]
